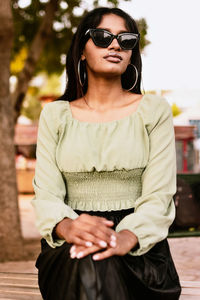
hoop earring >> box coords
[78,59,86,87]
[123,64,138,91]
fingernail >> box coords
[70,245,76,253]
[70,252,76,259]
[99,241,107,248]
[111,235,116,241]
[77,252,83,259]
[110,241,116,248]
[103,220,113,224]
[93,254,99,260]
[85,241,93,247]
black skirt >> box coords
[36,209,181,300]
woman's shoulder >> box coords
[141,93,172,119]
[42,99,68,113]
[38,100,71,133]
[140,94,172,131]
[40,100,70,121]
[142,93,171,111]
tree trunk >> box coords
[12,0,60,122]
[0,0,24,261]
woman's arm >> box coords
[115,98,176,256]
[32,103,115,249]
[32,103,79,247]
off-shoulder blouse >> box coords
[32,94,177,256]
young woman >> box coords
[32,7,181,300]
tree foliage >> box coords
[21,74,62,121]
[21,90,42,120]
[172,103,182,117]
[11,0,149,76]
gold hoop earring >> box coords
[122,64,138,91]
[78,59,86,87]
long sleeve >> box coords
[31,103,79,248]
[116,99,176,256]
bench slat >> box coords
[0,289,42,300]
[1,272,200,299]
[180,296,200,300]
[181,288,200,296]
[0,272,42,300]
[0,278,37,285]
[0,272,37,279]
[181,281,200,288]
[0,283,39,289]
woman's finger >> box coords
[71,235,91,247]
[92,247,115,261]
[70,245,84,258]
[76,215,115,238]
[79,214,114,227]
[72,217,116,246]
[70,245,76,253]
[76,225,115,248]
[64,215,116,248]
[70,244,101,259]
[75,230,107,248]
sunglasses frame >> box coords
[85,28,140,50]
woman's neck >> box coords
[84,76,127,111]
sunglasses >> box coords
[85,28,140,50]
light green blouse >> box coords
[32,94,176,256]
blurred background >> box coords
[13,0,200,231]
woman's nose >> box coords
[107,37,121,50]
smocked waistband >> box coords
[63,168,143,211]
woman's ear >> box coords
[81,54,86,61]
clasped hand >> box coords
[55,214,138,261]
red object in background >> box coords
[183,140,188,172]
[39,95,59,107]
[174,126,196,173]
[15,124,38,145]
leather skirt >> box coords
[36,209,181,300]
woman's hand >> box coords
[69,230,138,260]
[54,213,115,249]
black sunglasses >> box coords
[85,28,140,50]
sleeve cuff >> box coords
[45,210,78,248]
[31,196,79,248]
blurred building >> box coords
[174,105,200,173]
[15,95,57,193]
[15,120,38,193]
[174,126,197,173]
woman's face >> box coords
[82,14,132,78]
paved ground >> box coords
[0,194,200,283]
[168,237,200,282]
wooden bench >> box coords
[0,272,200,299]
[0,272,42,300]
[180,281,200,299]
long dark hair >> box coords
[59,7,142,101]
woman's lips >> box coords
[103,53,122,63]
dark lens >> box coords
[92,30,112,48]
[119,34,138,50]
